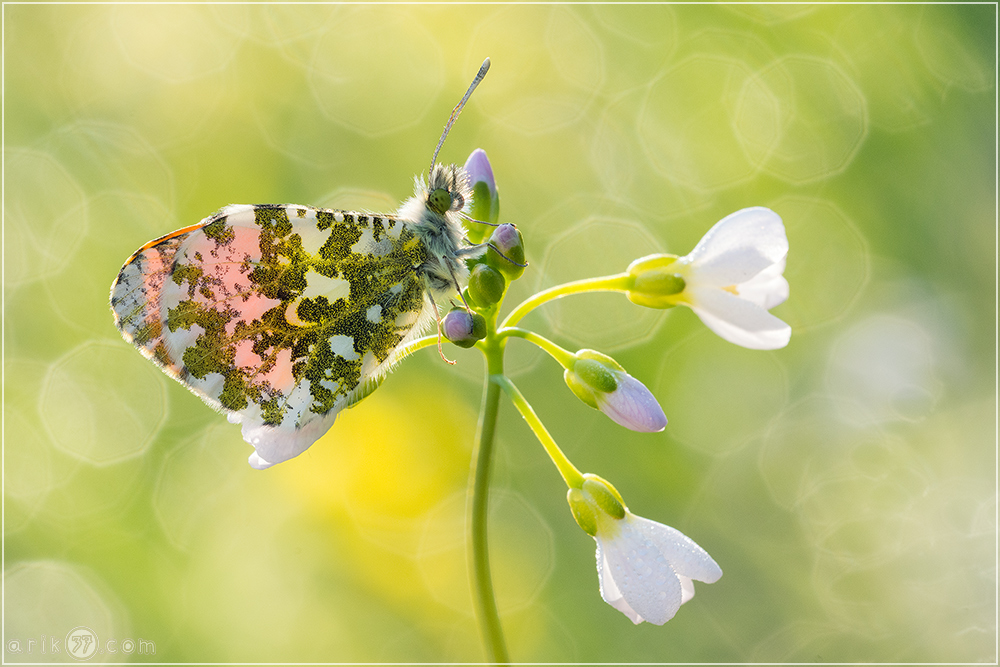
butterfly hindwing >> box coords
[111,203,434,468]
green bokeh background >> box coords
[4,4,995,663]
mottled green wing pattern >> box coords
[110,203,431,468]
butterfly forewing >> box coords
[111,203,433,467]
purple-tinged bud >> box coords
[464,148,499,244]
[564,350,667,432]
[596,371,668,433]
[442,309,487,348]
[465,149,497,197]
[491,222,519,251]
[485,223,526,281]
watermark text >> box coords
[6,626,155,660]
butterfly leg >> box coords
[428,292,458,366]
[446,261,477,314]
[455,241,528,268]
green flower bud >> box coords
[468,263,506,307]
[574,358,619,394]
[564,368,598,409]
[462,286,478,309]
[582,475,627,520]
[567,488,598,536]
[576,349,626,371]
[471,180,498,222]
[625,254,685,309]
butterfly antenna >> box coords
[429,58,491,177]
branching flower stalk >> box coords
[407,149,792,661]
[107,56,788,661]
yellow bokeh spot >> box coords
[274,377,476,525]
[263,377,479,618]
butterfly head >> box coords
[426,163,470,215]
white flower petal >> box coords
[679,576,696,605]
[737,258,789,309]
[632,515,723,584]
[596,540,644,624]
[681,207,788,287]
[597,517,684,625]
[687,285,791,350]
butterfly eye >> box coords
[428,187,452,215]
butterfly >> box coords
[110,59,494,470]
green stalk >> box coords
[499,327,576,369]
[494,374,584,490]
[467,322,509,662]
[502,273,633,329]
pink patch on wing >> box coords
[233,338,262,371]
[136,247,168,326]
[225,292,282,336]
[259,347,295,393]
[177,226,283,334]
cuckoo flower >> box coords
[568,475,722,625]
[628,207,790,350]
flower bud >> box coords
[568,475,627,537]
[468,263,506,307]
[563,350,667,432]
[567,488,598,536]
[485,223,526,281]
[582,474,627,520]
[442,308,487,348]
[626,254,685,309]
[464,148,499,244]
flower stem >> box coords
[499,327,576,368]
[494,374,585,490]
[468,335,509,663]
[398,322,510,659]
[502,273,633,329]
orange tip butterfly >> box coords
[110,59,493,470]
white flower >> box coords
[595,512,722,625]
[568,477,722,625]
[628,207,790,350]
